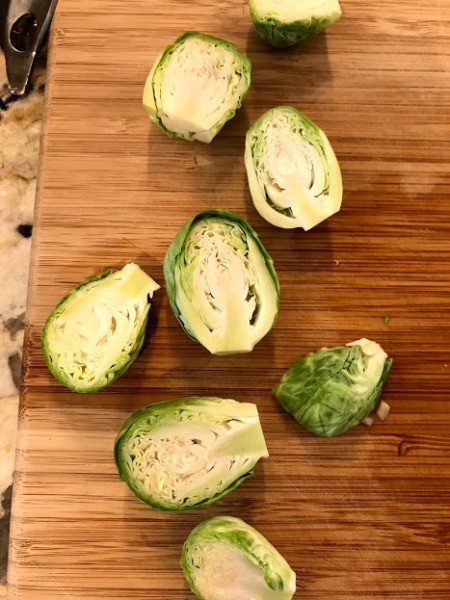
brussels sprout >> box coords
[245,106,342,230]
[164,209,280,355]
[181,516,296,600]
[42,263,160,393]
[248,0,342,48]
[143,32,251,143]
[115,397,268,511]
[273,338,392,436]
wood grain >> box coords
[7,0,450,598]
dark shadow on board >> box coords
[0,486,12,584]
[244,26,333,109]
[145,106,250,194]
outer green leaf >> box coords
[42,263,160,393]
[181,516,296,600]
[143,31,251,142]
[245,106,342,230]
[273,338,392,436]
[115,397,268,511]
[248,0,342,48]
[164,209,280,355]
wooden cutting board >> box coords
[8,0,450,598]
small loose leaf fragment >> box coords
[376,400,390,421]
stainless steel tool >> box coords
[1,0,58,96]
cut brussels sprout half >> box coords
[164,209,280,355]
[143,32,252,143]
[181,516,296,600]
[248,0,342,48]
[115,397,268,511]
[245,106,343,230]
[273,338,392,436]
[42,263,160,393]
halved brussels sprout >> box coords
[245,106,342,230]
[181,516,296,600]
[143,32,252,143]
[273,338,392,436]
[114,397,268,511]
[164,209,280,355]
[248,0,342,48]
[42,263,160,393]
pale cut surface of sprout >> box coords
[115,398,269,511]
[181,219,270,353]
[143,32,251,143]
[42,263,160,392]
[273,338,392,436]
[164,210,280,355]
[252,0,340,23]
[189,542,293,600]
[245,106,342,230]
[248,0,342,48]
[181,516,296,600]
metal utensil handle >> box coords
[4,0,58,96]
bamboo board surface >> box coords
[8,0,450,598]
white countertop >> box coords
[0,53,45,592]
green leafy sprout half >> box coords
[143,32,252,142]
[164,209,280,355]
[248,0,342,48]
[42,263,160,393]
[181,516,296,600]
[245,106,342,230]
[115,397,268,511]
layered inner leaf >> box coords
[252,108,332,229]
[183,516,296,600]
[153,35,249,140]
[175,217,278,353]
[45,264,159,390]
[120,400,268,508]
[188,541,293,600]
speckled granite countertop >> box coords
[0,53,45,595]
